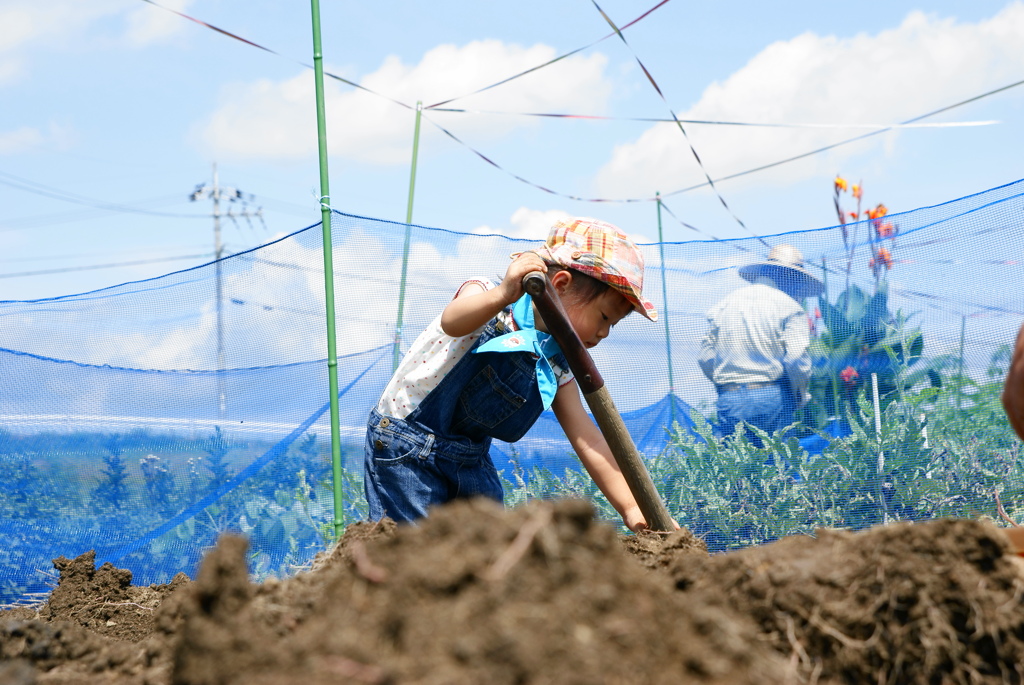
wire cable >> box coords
[0,253,214,279]
[0,171,208,219]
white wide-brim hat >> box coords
[738,244,824,299]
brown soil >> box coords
[3,498,1024,684]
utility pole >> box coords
[189,162,263,418]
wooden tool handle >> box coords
[522,271,675,532]
[522,272,603,394]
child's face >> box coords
[566,289,633,349]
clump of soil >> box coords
[671,518,1024,684]
[2,498,1024,685]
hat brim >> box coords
[739,263,824,299]
[614,285,658,322]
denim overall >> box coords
[364,314,567,522]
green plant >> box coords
[801,283,940,432]
[204,426,232,487]
[94,435,129,510]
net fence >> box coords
[1,179,1022,602]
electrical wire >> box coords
[0,253,214,279]
[0,171,208,220]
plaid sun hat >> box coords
[530,217,658,322]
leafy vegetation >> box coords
[515,344,1020,553]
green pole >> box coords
[957,314,966,423]
[309,0,345,540]
[393,101,424,372]
[655,193,675,428]
[823,256,841,421]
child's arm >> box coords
[440,252,548,338]
[552,382,647,532]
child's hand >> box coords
[622,505,647,532]
[498,252,547,306]
[622,505,681,533]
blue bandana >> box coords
[473,294,563,409]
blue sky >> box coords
[1,0,1022,301]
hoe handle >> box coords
[523,271,675,532]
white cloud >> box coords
[594,2,1024,198]
[472,207,571,240]
[124,0,195,47]
[471,207,653,245]
[196,40,611,163]
[0,0,188,84]
[0,126,42,154]
[0,121,74,155]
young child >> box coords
[364,217,660,531]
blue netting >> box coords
[1,180,1022,603]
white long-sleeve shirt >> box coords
[698,283,812,404]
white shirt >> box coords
[377,279,573,420]
[698,282,812,403]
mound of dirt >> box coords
[2,498,1024,685]
[671,518,1024,684]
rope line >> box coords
[428,108,998,129]
[658,76,1024,200]
[421,112,654,203]
[656,199,756,254]
[588,0,762,244]
[424,0,672,109]
[138,0,1024,230]
[139,0,414,111]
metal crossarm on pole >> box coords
[189,162,262,420]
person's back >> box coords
[701,282,804,387]
[699,244,821,444]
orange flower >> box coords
[876,247,893,269]
[876,222,896,239]
[852,184,862,200]
[834,176,848,192]
[874,203,888,218]
[848,211,859,220]
[840,366,859,385]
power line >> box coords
[0,253,213,279]
[0,171,208,219]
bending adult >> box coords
[699,244,823,445]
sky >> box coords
[1,0,1023,302]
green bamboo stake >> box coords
[823,256,841,422]
[393,101,423,372]
[309,0,344,539]
[957,314,966,426]
[655,193,675,428]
